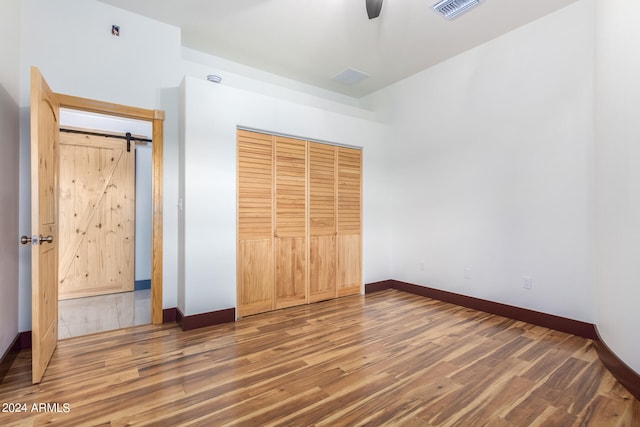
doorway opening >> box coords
[57,109,152,338]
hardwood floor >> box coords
[1,290,638,426]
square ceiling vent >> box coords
[333,68,370,86]
[433,0,481,20]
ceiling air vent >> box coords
[332,68,370,86]
[433,0,481,20]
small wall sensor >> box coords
[207,75,222,83]
[111,25,120,37]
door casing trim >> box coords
[55,93,164,324]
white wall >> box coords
[18,0,183,330]
[180,76,392,315]
[595,0,640,374]
[177,83,186,313]
[0,0,21,357]
[365,0,596,322]
[16,0,374,330]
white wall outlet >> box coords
[420,261,425,271]
[522,276,532,290]
[464,267,471,280]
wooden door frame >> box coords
[55,94,164,324]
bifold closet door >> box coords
[237,129,362,316]
[237,130,274,317]
[336,147,362,297]
[308,142,336,302]
[274,136,307,309]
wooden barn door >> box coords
[58,131,135,300]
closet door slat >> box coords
[337,147,362,297]
[274,136,307,309]
[237,130,274,316]
[309,142,336,302]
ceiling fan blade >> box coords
[366,0,383,19]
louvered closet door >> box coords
[336,147,362,296]
[308,142,336,302]
[274,136,307,309]
[237,130,274,317]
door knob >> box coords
[39,235,54,244]
[20,235,53,245]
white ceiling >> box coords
[99,0,580,98]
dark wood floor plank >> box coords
[0,289,637,426]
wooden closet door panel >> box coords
[336,147,361,233]
[238,239,274,316]
[237,130,274,316]
[309,235,336,302]
[275,136,306,237]
[238,130,273,240]
[337,234,361,296]
[309,143,336,235]
[337,147,362,296]
[308,142,336,302]
[275,237,306,309]
[274,136,307,308]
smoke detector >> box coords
[433,0,481,20]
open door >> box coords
[23,67,164,383]
[29,67,60,384]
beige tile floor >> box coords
[58,289,151,339]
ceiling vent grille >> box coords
[433,0,481,20]
[333,68,370,86]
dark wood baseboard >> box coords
[364,279,395,293]
[163,307,178,323]
[19,331,32,350]
[0,334,22,383]
[176,307,236,331]
[366,280,597,339]
[592,327,640,401]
